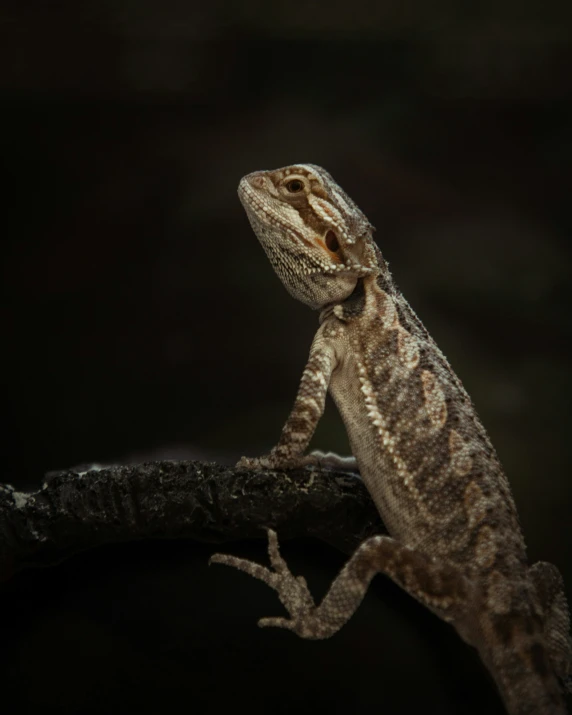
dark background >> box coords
[2,1,571,713]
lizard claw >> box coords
[209,552,278,588]
[258,616,296,630]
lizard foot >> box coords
[210,528,324,638]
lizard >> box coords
[210,164,571,714]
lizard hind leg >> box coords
[210,529,470,640]
[210,529,323,638]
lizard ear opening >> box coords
[325,230,340,252]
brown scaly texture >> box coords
[210,164,572,714]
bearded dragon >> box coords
[210,164,571,714]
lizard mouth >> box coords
[239,180,310,247]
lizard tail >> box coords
[477,616,569,715]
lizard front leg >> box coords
[211,529,470,639]
[238,337,337,470]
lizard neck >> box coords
[319,277,368,324]
[318,241,394,325]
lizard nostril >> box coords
[250,175,265,189]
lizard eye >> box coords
[325,230,339,252]
[286,179,304,193]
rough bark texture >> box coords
[0,460,384,581]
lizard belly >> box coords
[328,353,427,545]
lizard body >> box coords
[211,164,571,714]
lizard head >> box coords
[238,164,380,309]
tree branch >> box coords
[0,460,384,580]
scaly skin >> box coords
[211,164,571,714]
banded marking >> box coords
[474,525,497,569]
[421,370,448,430]
[486,570,512,614]
[449,429,474,476]
[463,480,487,528]
[377,289,398,329]
[396,328,420,370]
